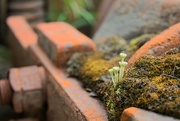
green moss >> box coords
[80,59,112,81]
[96,35,128,52]
[67,51,120,88]
[127,53,180,78]
[127,34,156,59]
[129,34,156,50]
[67,37,180,120]
[98,49,180,121]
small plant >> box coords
[108,53,128,87]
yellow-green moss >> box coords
[67,40,180,121]
[96,35,128,52]
[67,51,121,88]
[79,55,121,88]
[127,53,180,78]
[98,50,180,121]
[129,34,156,51]
[127,34,156,59]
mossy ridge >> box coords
[67,51,121,88]
[67,33,156,79]
[67,35,180,120]
[96,35,128,52]
[98,51,180,121]
[129,34,156,51]
[127,53,180,78]
[95,34,156,61]
[79,54,120,88]
[67,34,155,86]
[67,51,104,77]
[126,34,156,59]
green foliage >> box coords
[47,0,96,28]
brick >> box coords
[9,0,43,11]
[28,28,180,121]
[127,23,180,68]
[13,92,23,113]
[22,90,44,113]
[120,107,180,121]
[9,66,45,92]
[6,16,38,66]
[48,76,108,121]
[93,0,180,41]
[29,44,108,121]
[9,118,38,121]
[6,16,37,49]
[9,66,46,113]
[10,9,44,21]
[0,79,12,105]
[8,0,44,27]
[36,22,97,67]
[9,68,22,92]
[0,0,7,40]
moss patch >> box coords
[129,34,156,51]
[67,51,120,89]
[98,48,180,120]
[67,35,179,120]
[96,35,128,52]
[127,53,180,78]
[127,34,156,59]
